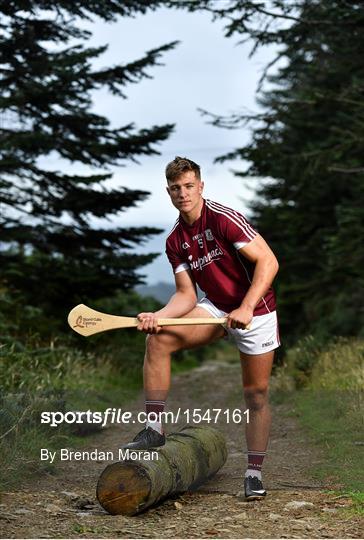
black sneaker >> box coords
[122,427,165,450]
[244,475,267,501]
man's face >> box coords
[166,170,204,213]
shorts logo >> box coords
[262,340,274,348]
[205,229,214,241]
[182,242,190,249]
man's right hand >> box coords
[136,312,162,334]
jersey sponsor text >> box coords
[189,246,224,271]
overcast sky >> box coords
[46,6,277,284]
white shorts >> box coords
[196,297,280,355]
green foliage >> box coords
[0,288,163,393]
[348,492,364,516]
[293,388,364,494]
[0,332,144,489]
[310,338,364,392]
[0,286,217,488]
[283,335,325,388]
[282,335,364,391]
[0,287,58,344]
[0,1,178,315]
[1,342,96,392]
[274,337,364,497]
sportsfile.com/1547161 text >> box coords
[40,408,250,428]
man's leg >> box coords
[144,306,224,397]
[123,306,225,449]
[240,350,274,499]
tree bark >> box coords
[96,426,227,515]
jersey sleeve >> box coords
[165,237,189,274]
[218,208,258,249]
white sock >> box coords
[146,420,163,435]
[245,468,262,481]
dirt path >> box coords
[1,360,363,538]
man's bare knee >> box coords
[243,385,269,412]
[146,332,182,356]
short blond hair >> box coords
[165,156,201,183]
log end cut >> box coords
[97,426,227,516]
[97,461,151,516]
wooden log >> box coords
[96,425,227,515]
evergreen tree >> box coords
[171,0,364,342]
[0,1,177,317]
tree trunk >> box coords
[96,426,227,515]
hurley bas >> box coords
[40,448,159,463]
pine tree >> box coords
[0,1,177,316]
[170,0,364,342]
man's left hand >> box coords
[226,306,253,330]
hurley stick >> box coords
[68,304,229,337]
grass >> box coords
[293,389,363,493]
[348,491,364,516]
[273,337,364,512]
[0,363,142,489]
[0,337,147,490]
[0,334,227,490]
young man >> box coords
[123,156,280,500]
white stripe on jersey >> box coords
[206,200,256,241]
[208,199,257,238]
[207,199,257,239]
[166,217,180,241]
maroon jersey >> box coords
[165,199,276,315]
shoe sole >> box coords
[245,493,267,501]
